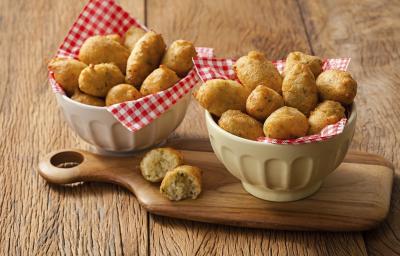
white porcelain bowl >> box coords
[56,93,191,152]
[205,105,357,202]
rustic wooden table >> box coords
[1,0,399,255]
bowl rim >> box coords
[205,103,357,146]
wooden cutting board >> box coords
[38,141,394,231]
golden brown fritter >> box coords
[126,31,166,87]
[316,70,357,105]
[234,51,282,93]
[140,147,184,183]
[105,34,123,44]
[282,63,318,116]
[194,79,250,117]
[123,26,146,51]
[48,58,87,96]
[263,106,309,139]
[284,51,323,78]
[71,89,105,107]
[140,65,180,96]
[78,63,125,97]
[78,35,130,73]
[218,110,264,140]
[161,40,197,77]
[308,100,345,135]
[246,85,284,121]
[105,83,142,106]
[160,165,202,201]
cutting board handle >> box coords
[38,149,141,187]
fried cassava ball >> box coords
[282,63,318,116]
[79,63,125,97]
[246,85,284,121]
[161,40,197,77]
[78,35,130,73]
[308,100,346,135]
[218,110,264,140]
[123,26,147,51]
[140,65,180,96]
[126,31,166,87]
[316,70,357,105]
[263,106,309,139]
[234,51,282,93]
[284,51,323,78]
[194,79,250,117]
[105,83,142,106]
[48,58,87,96]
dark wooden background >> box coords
[0,0,399,255]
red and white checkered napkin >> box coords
[193,56,351,144]
[108,68,198,131]
[49,0,213,132]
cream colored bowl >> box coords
[56,93,191,152]
[205,105,357,202]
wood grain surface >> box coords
[0,0,399,255]
[0,0,148,255]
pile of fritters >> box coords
[194,51,357,140]
[48,27,196,107]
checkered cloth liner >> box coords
[48,0,213,132]
[108,69,198,131]
[193,56,351,144]
[58,0,146,58]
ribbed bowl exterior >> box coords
[56,93,191,152]
[205,105,357,202]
